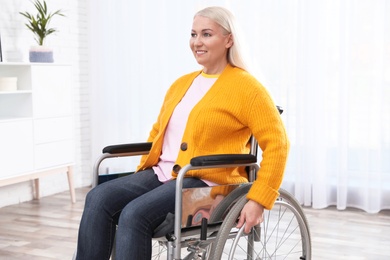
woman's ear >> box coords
[226,34,234,48]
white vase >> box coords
[29,45,54,63]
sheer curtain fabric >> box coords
[89,0,390,213]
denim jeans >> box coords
[76,169,207,260]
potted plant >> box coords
[19,0,65,63]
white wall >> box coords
[0,0,91,207]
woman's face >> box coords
[190,15,232,74]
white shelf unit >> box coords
[0,63,75,203]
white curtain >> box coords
[89,0,390,213]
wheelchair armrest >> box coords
[102,142,152,154]
[93,142,152,187]
[190,154,257,167]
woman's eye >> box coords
[191,33,197,37]
[203,33,211,37]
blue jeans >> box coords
[76,169,207,260]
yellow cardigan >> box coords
[137,64,289,209]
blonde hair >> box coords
[195,6,248,71]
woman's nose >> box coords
[193,36,203,46]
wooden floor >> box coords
[0,187,389,259]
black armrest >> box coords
[102,142,152,154]
[190,154,257,167]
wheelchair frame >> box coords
[86,107,312,260]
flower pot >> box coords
[29,46,54,63]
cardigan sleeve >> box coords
[245,83,290,209]
[136,121,160,170]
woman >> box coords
[76,6,289,260]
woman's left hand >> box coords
[236,200,264,233]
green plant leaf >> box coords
[19,0,65,46]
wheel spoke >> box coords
[209,190,311,260]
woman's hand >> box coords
[236,200,264,233]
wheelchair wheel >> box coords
[209,189,311,260]
[209,184,251,223]
[151,240,168,259]
[151,239,211,260]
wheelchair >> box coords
[81,106,312,260]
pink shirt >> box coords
[153,72,218,185]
